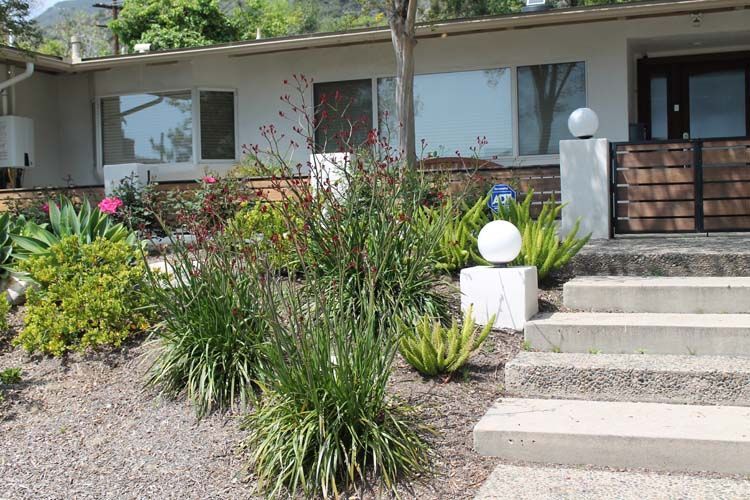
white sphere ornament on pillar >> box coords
[477,220,522,265]
[568,107,599,139]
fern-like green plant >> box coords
[493,190,590,280]
[11,197,137,260]
[397,305,494,377]
[415,197,488,273]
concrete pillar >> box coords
[559,138,611,240]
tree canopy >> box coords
[110,0,238,51]
[0,0,41,49]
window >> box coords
[517,62,586,155]
[313,79,373,153]
[378,69,513,158]
[101,90,193,165]
[200,90,236,160]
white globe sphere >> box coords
[568,107,599,139]
[477,220,522,265]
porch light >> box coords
[477,220,522,265]
[568,107,599,139]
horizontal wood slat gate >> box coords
[612,139,750,234]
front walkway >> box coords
[475,463,750,499]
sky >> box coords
[31,0,65,17]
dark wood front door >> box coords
[638,52,750,141]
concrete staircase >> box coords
[474,276,750,475]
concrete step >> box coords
[475,463,750,500]
[524,312,750,356]
[505,351,750,406]
[563,276,750,314]
[474,398,750,474]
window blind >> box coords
[378,69,513,158]
[200,91,236,160]
[101,90,193,166]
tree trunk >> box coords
[389,0,418,168]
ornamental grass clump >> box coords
[143,234,268,418]
[15,236,150,357]
[244,276,432,498]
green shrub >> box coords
[143,238,268,417]
[244,279,430,498]
[416,197,487,273]
[0,293,10,332]
[493,191,590,280]
[0,213,15,279]
[12,197,138,261]
[226,202,302,271]
[296,164,450,329]
[398,305,494,377]
[0,367,22,407]
[14,236,150,357]
[0,367,21,385]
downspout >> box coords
[0,62,34,97]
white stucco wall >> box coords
[13,7,750,187]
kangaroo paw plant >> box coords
[398,305,494,377]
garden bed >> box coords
[0,301,524,499]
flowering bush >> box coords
[98,196,124,215]
[227,202,304,271]
[240,75,446,497]
[15,236,150,356]
[12,197,137,260]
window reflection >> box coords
[518,62,586,155]
[101,91,193,165]
[378,68,513,158]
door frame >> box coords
[637,51,750,141]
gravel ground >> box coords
[390,328,522,500]
[0,310,253,500]
[1,299,522,500]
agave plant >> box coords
[397,305,494,377]
[493,190,590,280]
[0,213,16,278]
[12,197,138,259]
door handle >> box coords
[682,132,690,140]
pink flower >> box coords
[202,176,217,184]
[98,197,123,215]
[41,203,49,214]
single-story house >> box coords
[1,0,750,235]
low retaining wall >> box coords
[0,163,561,214]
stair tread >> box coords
[475,398,750,442]
[566,276,750,288]
[529,311,750,327]
[509,351,750,372]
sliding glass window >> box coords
[101,91,193,165]
[517,62,586,155]
[378,68,513,158]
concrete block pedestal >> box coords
[460,265,538,331]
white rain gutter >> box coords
[0,62,34,93]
